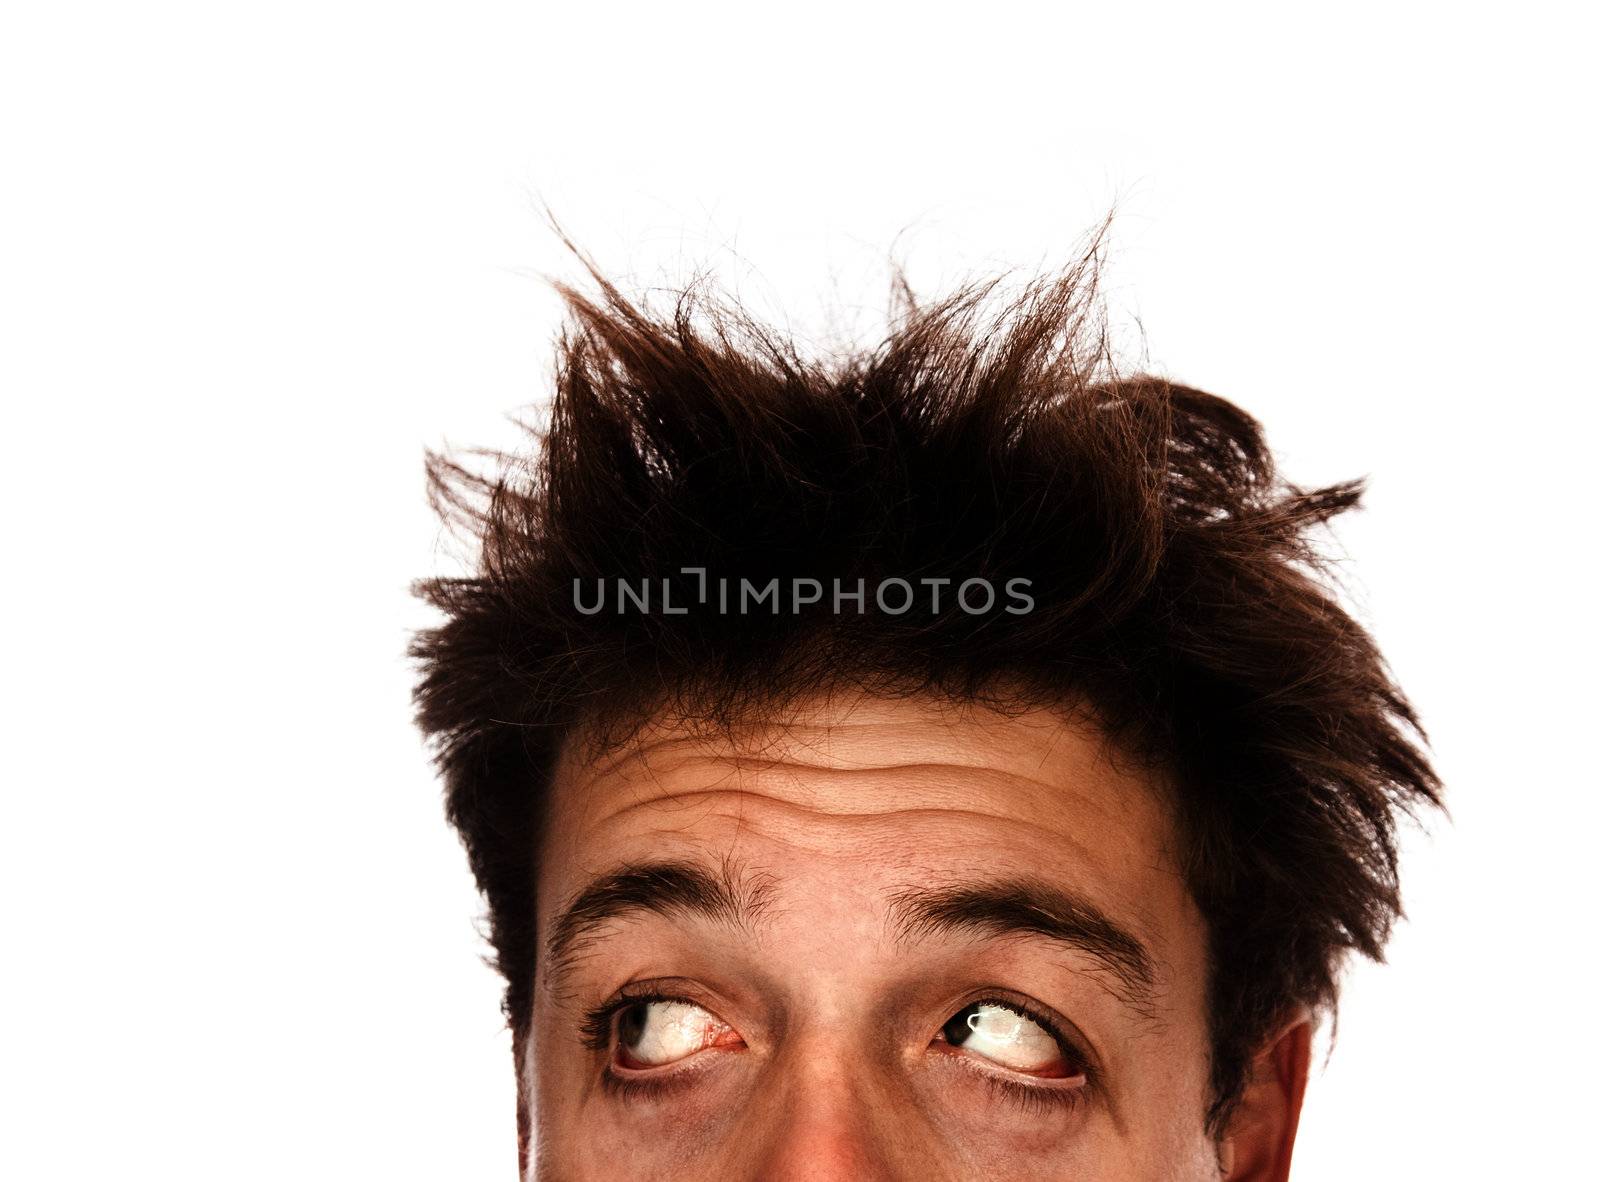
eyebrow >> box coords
[888,878,1158,1009]
[544,857,775,983]
[543,860,1158,1012]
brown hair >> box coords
[410,227,1441,1129]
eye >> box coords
[612,999,740,1069]
[936,1001,1082,1079]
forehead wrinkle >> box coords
[560,694,1119,786]
[592,785,1102,859]
[573,755,1135,836]
[583,729,1101,781]
[549,700,1171,863]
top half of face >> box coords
[527,690,1221,1181]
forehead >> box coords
[538,691,1199,969]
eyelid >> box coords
[578,978,740,1055]
[937,990,1099,1083]
[578,987,689,1052]
[580,980,1098,1115]
[924,995,1095,1121]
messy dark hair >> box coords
[410,226,1441,1132]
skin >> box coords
[525,689,1310,1180]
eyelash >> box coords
[597,1065,696,1102]
[947,991,1100,1106]
[978,1069,1089,1115]
[578,985,683,1053]
[579,988,1094,1115]
[581,986,724,1102]
[947,995,1094,1114]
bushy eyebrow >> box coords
[543,860,1157,1013]
[888,878,1158,1009]
[544,857,775,983]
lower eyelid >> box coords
[931,1017,1087,1079]
[933,1041,1091,1098]
[601,1067,693,1103]
[603,1042,739,1096]
[941,1042,1087,1079]
[980,1070,1090,1115]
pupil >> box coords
[943,1003,982,1047]
[618,1002,648,1048]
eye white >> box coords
[616,1000,728,1067]
[942,1002,1064,1073]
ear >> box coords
[1216,1012,1313,1181]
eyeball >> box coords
[615,999,737,1068]
[940,1001,1075,1077]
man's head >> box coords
[411,240,1440,1179]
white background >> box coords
[3,3,1595,1178]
